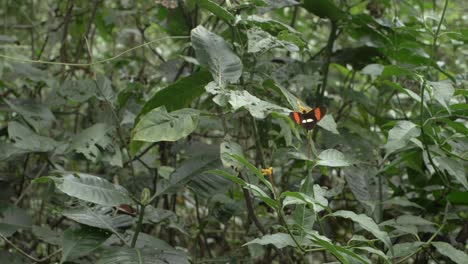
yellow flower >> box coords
[261,167,273,177]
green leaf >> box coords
[220,140,245,171]
[95,74,116,104]
[0,202,31,237]
[230,154,274,193]
[8,121,58,153]
[61,227,110,263]
[195,0,234,24]
[301,0,345,21]
[317,149,354,167]
[32,225,62,245]
[361,64,384,76]
[4,99,55,130]
[0,143,28,161]
[57,79,97,103]
[355,247,390,263]
[132,107,199,143]
[307,233,350,264]
[191,25,243,84]
[63,207,134,231]
[139,70,211,116]
[332,210,392,253]
[391,242,424,258]
[317,114,339,134]
[427,81,454,112]
[343,166,378,212]
[226,90,290,119]
[156,143,222,197]
[433,156,468,190]
[247,27,298,53]
[96,246,189,264]
[384,121,421,156]
[243,233,296,249]
[42,173,132,206]
[432,241,468,264]
[281,188,329,212]
[67,123,115,163]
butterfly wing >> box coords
[300,107,327,130]
[289,112,302,125]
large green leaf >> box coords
[61,227,110,263]
[139,70,211,116]
[195,0,234,24]
[38,173,132,206]
[0,202,31,237]
[132,107,199,143]
[67,123,116,163]
[343,166,379,212]
[384,121,421,156]
[8,121,59,152]
[63,207,134,231]
[332,210,392,253]
[96,246,189,264]
[191,25,242,84]
[225,90,290,119]
[432,241,468,264]
[4,99,55,130]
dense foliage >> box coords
[1,0,467,263]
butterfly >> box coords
[289,107,326,130]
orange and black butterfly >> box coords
[289,107,326,130]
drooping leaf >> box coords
[139,70,212,116]
[432,241,468,264]
[384,121,420,156]
[191,25,243,84]
[243,233,296,249]
[8,121,59,153]
[132,107,199,143]
[332,210,392,253]
[61,227,110,263]
[38,173,132,206]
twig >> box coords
[0,233,62,263]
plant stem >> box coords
[131,204,146,248]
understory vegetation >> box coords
[0,0,467,263]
